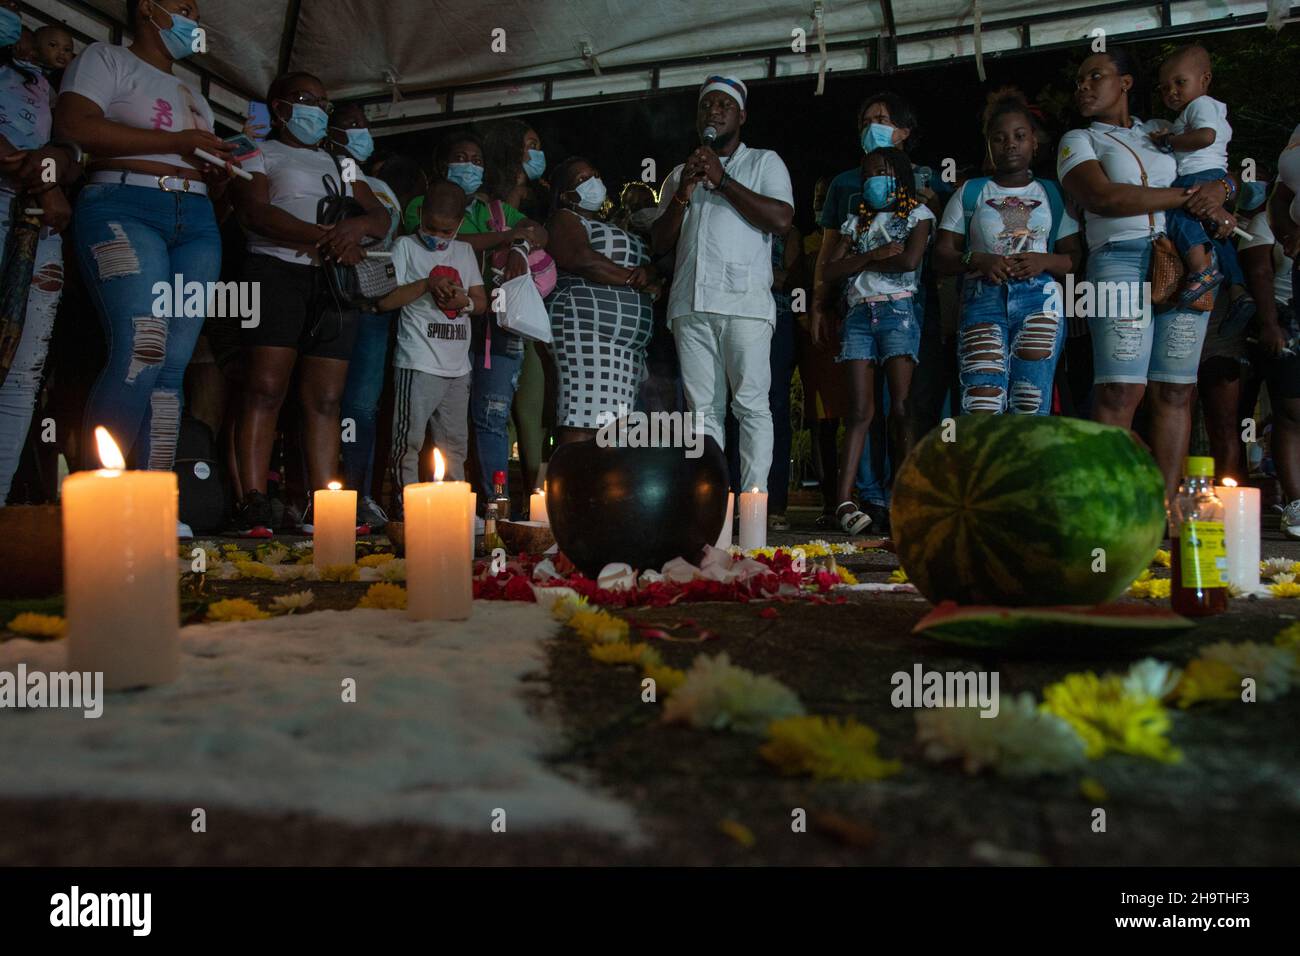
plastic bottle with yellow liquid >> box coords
[1169,456,1229,617]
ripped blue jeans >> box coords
[468,312,524,502]
[958,273,1064,415]
[74,182,220,470]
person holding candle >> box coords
[227,71,391,536]
[379,180,486,518]
[53,0,238,527]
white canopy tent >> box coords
[18,0,1298,134]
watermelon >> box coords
[913,601,1193,652]
[891,416,1165,606]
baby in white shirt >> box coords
[1148,44,1239,294]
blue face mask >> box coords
[864,175,896,210]
[861,122,896,154]
[337,127,373,162]
[447,162,483,196]
[284,103,329,145]
[418,229,455,252]
[1239,180,1267,213]
[523,148,546,181]
[149,0,201,61]
[0,8,22,49]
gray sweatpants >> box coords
[390,367,470,507]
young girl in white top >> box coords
[822,146,932,534]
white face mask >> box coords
[574,176,607,211]
[629,207,659,231]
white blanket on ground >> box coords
[0,605,636,836]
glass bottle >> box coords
[1169,456,1229,617]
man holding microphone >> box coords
[652,75,794,495]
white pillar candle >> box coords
[714,492,734,550]
[405,449,472,621]
[738,487,767,551]
[313,481,357,568]
[530,487,549,524]
[1217,480,1260,590]
[64,427,179,691]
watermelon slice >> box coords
[913,601,1194,653]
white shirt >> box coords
[655,142,794,325]
[61,42,215,170]
[1169,96,1231,177]
[363,173,401,246]
[1241,210,1294,306]
[938,179,1079,255]
[839,205,935,304]
[1276,123,1300,227]
[243,139,354,264]
[391,234,482,378]
[1057,119,1177,249]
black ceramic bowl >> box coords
[546,435,728,577]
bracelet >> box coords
[961,248,974,266]
[673,192,688,206]
[1219,177,1236,203]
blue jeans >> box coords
[340,309,395,496]
[74,182,220,471]
[469,312,524,501]
[1087,238,1209,386]
[1167,168,1243,285]
[837,297,921,364]
[958,274,1064,415]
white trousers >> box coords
[673,311,773,492]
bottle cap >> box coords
[1184,456,1215,478]
[493,470,507,484]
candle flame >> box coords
[433,448,446,482]
[534,487,543,495]
[327,481,342,491]
[750,486,760,494]
[94,426,125,470]
[1222,478,1238,488]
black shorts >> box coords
[240,253,359,360]
[1264,303,1300,400]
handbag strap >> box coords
[1102,129,1157,235]
[488,199,507,233]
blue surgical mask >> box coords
[574,176,607,211]
[447,162,483,196]
[284,103,329,145]
[864,175,896,210]
[418,229,456,252]
[149,0,201,61]
[1239,180,1267,213]
[0,9,22,49]
[523,148,546,181]
[338,127,373,162]
[861,122,895,154]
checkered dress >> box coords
[548,214,654,428]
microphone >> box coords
[702,126,717,145]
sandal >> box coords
[836,500,873,535]
[1178,252,1221,311]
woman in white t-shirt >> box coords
[821,146,932,534]
[54,0,237,505]
[228,72,390,536]
[1057,46,1234,497]
[935,91,1082,416]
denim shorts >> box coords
[1087,238,1209,386]
[837,297,920,364]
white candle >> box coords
[530,487,549,524]
[1217,479,1260,590]
[714,492,734,550]
[64,427,178,690]
[738,487,767,551]
[405,449,472,621]
[313,481,357,568]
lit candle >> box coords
[63,427,179,690]
[714,492,734,550]
[405,449,472,621]
[313,481,357,568]
[1217,478,1260,590]
[530,486,549,524]
[738,487,767,551]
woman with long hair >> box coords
[228,71,390,535]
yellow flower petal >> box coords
[1041,672,1180,763]
[6,612,66,638]
[206,598,270,622]
[356,583,407,610]
[761,715,902,781]
[719,819,756,848]
[1171,658,1241,708]
[318,564,361,582]
[357,553,396,568]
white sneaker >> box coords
[1281,500,1300,540]
[177,520,194,540]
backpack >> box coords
[959,176,1067,250]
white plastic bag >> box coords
[494,249,553,344]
